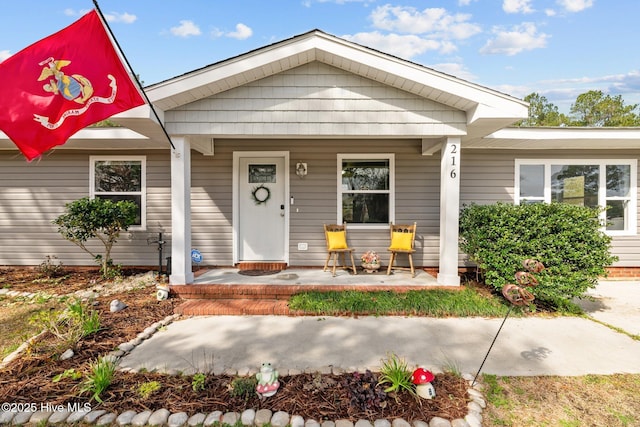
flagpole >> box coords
[92,0,176,150]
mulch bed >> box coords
[0,268,470,422]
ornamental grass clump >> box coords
[29,297,100,350]
[378,353,416,398]
[81,356,117,403]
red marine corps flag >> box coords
[0,10,145,160]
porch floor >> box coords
[192,266,438,286]
[172,267,442,316]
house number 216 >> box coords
[449,144,458,179]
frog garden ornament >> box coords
[255,362,280,398]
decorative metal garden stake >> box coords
[471,259,544,387]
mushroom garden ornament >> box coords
[411,367,435,399]
[255,362,280,398]
[156,284,170,301]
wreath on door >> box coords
[251,184,271,205]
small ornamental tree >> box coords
[459,202,617,307]
[53,197,138,278]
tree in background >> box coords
[570,90,640,127]
[517,92,570,126]
[517,90,640,127]
[53,197,138,278]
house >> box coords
[1,30,639,285]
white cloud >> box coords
[503,0,534,14]
[480,22,549,56]
[458,0,477,5]
[226,23,253,40]
[170,20,202,38]
[542,70,640,93]
[557,0,594,12]
[369,5,481,39]
[0,50,11,62]
[608,71,640,93]
[104,12,137,24]
[545,8,557,16]
[343,32,448,59]
[210,28,224,38]
[516,70,640,113]
[63,8,85,17]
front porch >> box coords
[193,266,438,286]
[170,267,443,316]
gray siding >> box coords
[166,62,466,137]
[0,151,171,267]
[3,146,639,269]
[460,149,640,266]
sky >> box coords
[1,0,639,114]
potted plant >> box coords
[361,250,381,273]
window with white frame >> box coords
[338,154,394,227]
[90,156,146,229]
[516,159,637,235]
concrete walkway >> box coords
[575,281,640,337]
[119,281,640,377]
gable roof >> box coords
[120,29,528,141]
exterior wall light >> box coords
[296,162,308,177]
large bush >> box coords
[459,202,617,305]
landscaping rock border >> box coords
[1,279,487,427]
[0,379,485,427]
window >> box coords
[90,156,146,229]
[338,154,394,227]
[516,159,636,235]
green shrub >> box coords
[37,255,65,278]
[192,373,206,392]
[137,381,161,399]
[229,376,257,400]
[53,197,137,278]
[459,202,617,306]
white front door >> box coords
[237,156,287,262]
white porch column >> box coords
[438,137,461,286]
[170,136,194,285]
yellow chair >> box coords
[323,223,357,277]
[387,222,417,277]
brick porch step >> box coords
[236,262,287,271]
[176,298,291,316]
[170,284,300,300]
